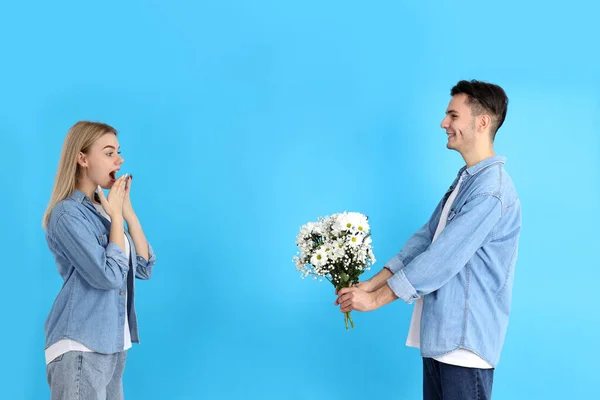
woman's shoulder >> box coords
[47,197,89,233]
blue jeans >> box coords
[423,357,494,400]
[46,351,127,400]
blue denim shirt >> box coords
[44,190,156,354]
[385,156,521,367]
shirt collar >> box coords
[69,189,100,204]
[458,155,507,178]
[69,189,88,203]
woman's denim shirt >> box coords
[44,190,156,354]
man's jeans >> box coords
[423,357,494,400]
[47,351,127,400]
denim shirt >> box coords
[385,156,521,367]
[44,190,156,354]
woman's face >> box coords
[79,133,124,189]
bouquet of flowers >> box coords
[293,212,376,330]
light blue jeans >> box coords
[46,351,127,400]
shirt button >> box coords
[119,291,124,295]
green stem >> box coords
[334,282,356,330]
[344,312,348,330]
[344,311,354,330]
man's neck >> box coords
[462,147,496,168]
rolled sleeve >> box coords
[384,254,406,274]
[382,198,443,275]
[387,270,419,304]
[135,242,156,280]
[50,212,129,290]
[393,194,502,302]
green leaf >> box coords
[340,272,349,283]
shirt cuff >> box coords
[387,270,419,304]
[384,255,406,274]
[105,242,130,273]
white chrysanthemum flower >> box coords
[332,213,352,234]
[298,223,312,239]
[332,246,346,261]
[347,234,364,247]
[298,221,324,239]
[311,248,328,268]
[331,211,370,236]
[294,211,376,313]
[347,212,370,233]
[313,222,325,236]
[321,242,336,261]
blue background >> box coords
[1,0,599,399]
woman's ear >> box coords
[77,152,88,168]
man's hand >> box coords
[333,269,399,313]
[354,280,376,293]
[333,278,376,296]
[334,287,377,312]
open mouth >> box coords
[109,170,119,182]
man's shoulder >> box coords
[468,163,518,205]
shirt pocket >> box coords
[97,233,108,247]
[447,210,457,222]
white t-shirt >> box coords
[406,175,493,369]
[45,202,132,364]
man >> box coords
[335,80,521,400]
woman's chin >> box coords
[98,181,114,190]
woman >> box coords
[42,121,156,399]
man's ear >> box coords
[478,114,492,133]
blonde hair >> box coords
[42,121,118,229]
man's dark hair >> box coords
[451,80,508,140]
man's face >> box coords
[440,94,477,153]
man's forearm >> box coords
[367,268,393,291]
[372,282,399,309]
